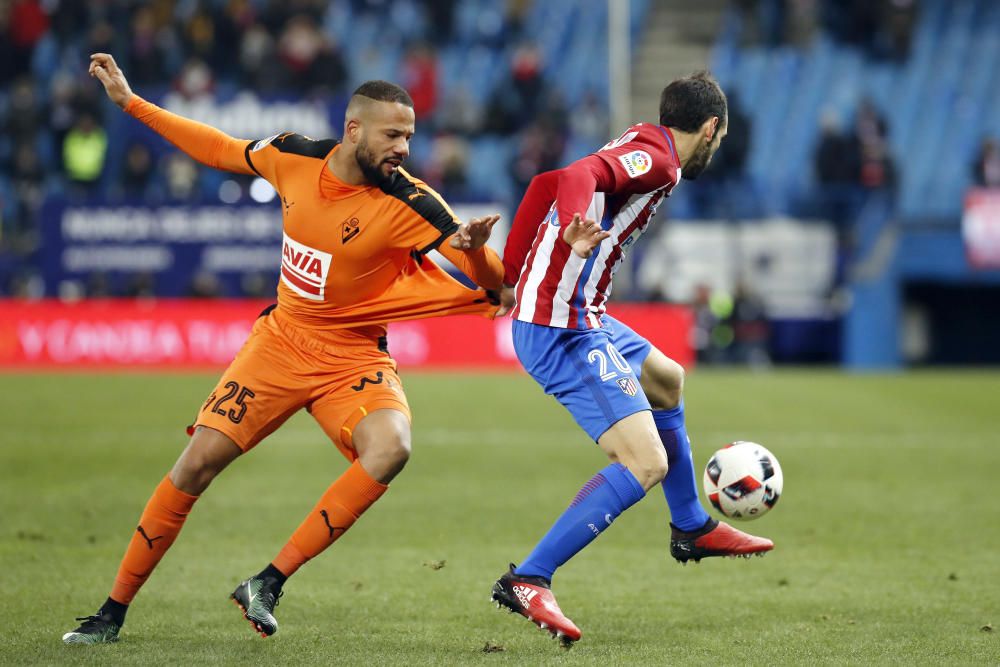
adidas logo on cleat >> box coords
[513,585,538,608]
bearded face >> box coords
[348,100,413,186]
[355,133,397,186]
[682,120,726,181]
[681,139,714,180]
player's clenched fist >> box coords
[89,53,134,109]
[562,213,610,258]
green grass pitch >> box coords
[2,370,998,665]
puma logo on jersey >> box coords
[513,585,538,607]
[280,232,332,301]
[408,191,426,201]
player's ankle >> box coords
[100,597,128,627]
[670,516,717,537]
[256,563,288,589]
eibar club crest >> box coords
[616,377,638,396]
[342,217,361,243]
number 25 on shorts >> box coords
[203,381,256,424]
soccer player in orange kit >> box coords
[63,53,506,644]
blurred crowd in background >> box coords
[1,0,615,294]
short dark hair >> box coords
[351,80,413,107]
[658,71,727,133]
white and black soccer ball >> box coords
[703,441,783,521]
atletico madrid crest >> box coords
[616,377,638,396]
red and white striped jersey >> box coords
[512,123,682,329]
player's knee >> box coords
[383,434,412,468]
[171,428,240,495]
[642,356,685,410]
[354,412,412,483]
[627,448,669,491]
[358,436,410,483]
[646,450,670,487]
[172,450,221,495]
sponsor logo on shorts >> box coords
[351,371,384,392]
[618,150,652,178]
[616,377,638,396]
[280,232,331,301]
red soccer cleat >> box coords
[670,518,774,564]
[491,564,582,645]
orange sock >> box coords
[273,460,387,577]
[109,475,198,605]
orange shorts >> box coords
[193,306,410,460]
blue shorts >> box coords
[512,315,652,442]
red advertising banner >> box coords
[963,188,1000,269]
[0,300,693,370]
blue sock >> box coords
[653,403,711,532]
[515,463,646,580]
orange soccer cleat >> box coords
[670,518,774,564]
[491,564,582,645]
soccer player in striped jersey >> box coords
[490,72,773,644]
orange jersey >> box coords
[126,97,502,333]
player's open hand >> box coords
[450,214,500,251]
[89,53,134,109]
[496,284,516,317]
[563,213,610,258]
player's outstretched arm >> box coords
[563,213,610,258]
[439,214,504,291]
[89,53,256,176]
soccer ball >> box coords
[703,441,782,521]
